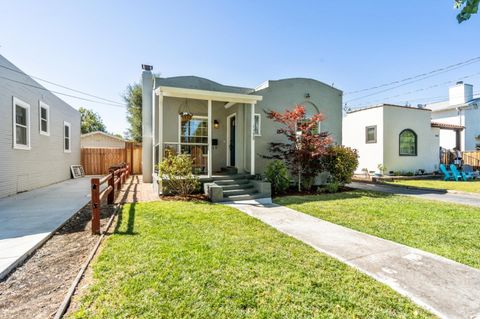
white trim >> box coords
[157,93,163,164]
[250,103,255,175]
[224,102,236,109]
[39,101,50,136]
[253,113,261,136]
[226,113,236,167]
[64,121,72,153]
[12,97,31,150]
[156,86,262,104]
[207,100,212,178]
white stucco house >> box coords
[343,104,441,175]
[426,82,479,151]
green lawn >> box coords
[70,201,431,318]
[385,179,480,194]
[275,191,480,269]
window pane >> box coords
[16,105,27,126]
[41,107,47,120]
[366,127,376,142]
[254,115,260,135]
[399,130,416,155]
[65,137,70,150]
[41,119,48,132]
[65,125,70,138]
[16,126,27,145]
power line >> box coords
[345,56,480,95]
[348,72,480,109]
[0,75,126,108]
[0,63,126,106]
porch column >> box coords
[250,103,255,175]
[208,99,212,178]
[158,93,164,164]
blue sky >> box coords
[1,0,479,135]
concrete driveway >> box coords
[0,178,92,280]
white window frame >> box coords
[64,121,72,153]
[39,101,50,136]
[12,97,31,150]
[253,113,261,136]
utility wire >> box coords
[0,75,126,108]
[345,56,480,95]
[347,72,480,109]
[0,63,126,106]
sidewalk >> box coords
[0,178,92,280]
[349,181,480,207]
[227,202,480,319]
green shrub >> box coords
[264,160,290,195]
[321,145,359,185]
[325,182,340,193]
[158,154,200,196]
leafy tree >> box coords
[79,107,106,134]
[264,105,332,191]
[123,83,143,142]
[455,0,479,23]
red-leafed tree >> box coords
[264,105,332,191]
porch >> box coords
[152,86,263,178]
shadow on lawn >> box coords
[114,203,138,235]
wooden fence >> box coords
[81,142,142,175]
[441,148,480,169]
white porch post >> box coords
[250,103,255,175]
[158,93,164,164]
[208,99,213,178]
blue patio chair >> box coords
[449,164,474,181]
[439,164,454,181]
[463,165,479,179]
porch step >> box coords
[222,188,256,196]
[219,183,255,191]
[221,192,269,202]
[214,179,252,186]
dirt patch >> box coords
[0,204,114,319]
[160,193,208,202]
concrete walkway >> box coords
[0,178,93,280]
[227,202,480,319]
[349,181,480,207]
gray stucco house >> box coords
[141,66,342,200]
[0,55,80,198]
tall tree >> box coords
[79,107,106,134]
[455,0,479,22]
[123,83,142,142]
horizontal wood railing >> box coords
[90,163,130,234]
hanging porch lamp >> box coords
[179,99,193,121]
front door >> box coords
[229,115,235,166]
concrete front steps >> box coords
[204,174,271,203]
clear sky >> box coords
[1,0,479,135]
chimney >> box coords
[142,65,154,183]
[449,81,473,105]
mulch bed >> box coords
[0,204,115,319]
[273,186,353,198]
[160,194,208,202]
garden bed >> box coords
[0,204,114,319]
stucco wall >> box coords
[343,107,384,173]
[431,109,465,150]
[383,106,439,173]
[81,133,125,148]
[464,107,480,151]
[253,78,343,175]
[0,55,80,198]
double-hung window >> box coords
[64,121,71,153]
[39,101,50,136]
[253,113,261,136]
[365,126,377,143]
[13,97,31,150]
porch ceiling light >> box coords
[179,99,193,121]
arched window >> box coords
[399,129,417,156]
[297,101,321,134]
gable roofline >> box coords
[81,131,128,142]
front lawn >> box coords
[70,201,431,318]
[385,179,480,194]
[275,191,480,269]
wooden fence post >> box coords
[107,171,115,204]
[91,178,101,235]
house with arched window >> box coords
[343,104,441,175]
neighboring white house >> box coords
[343,104,440,174]
[0,54,80,198]
[426,81,480,151]
[81,131,127,148]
